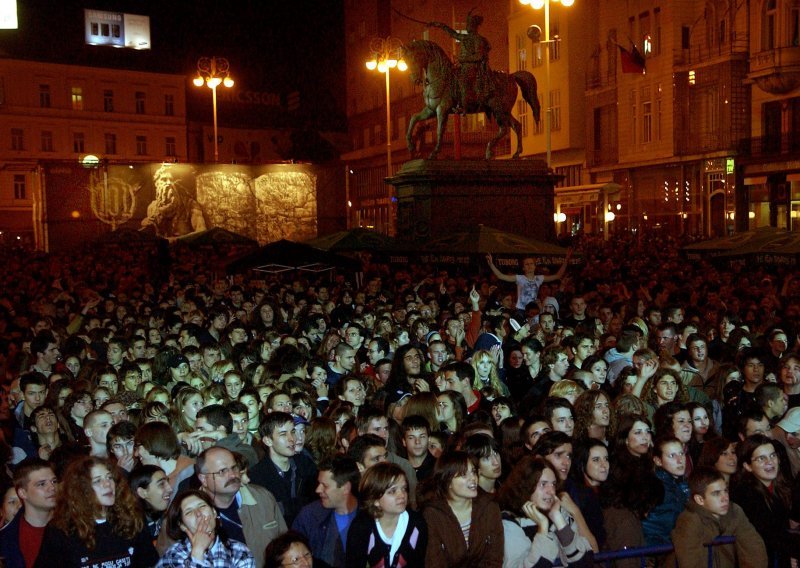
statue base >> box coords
[387,159,558,242]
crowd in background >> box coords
[0,231,794,567]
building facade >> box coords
[0,59,187,244]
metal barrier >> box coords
[591,536,737,568]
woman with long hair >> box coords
[35,456,158,567]
[568,439,610,548]
[463,433,503,494]
[345,462,428,568]
[600,414,662,568]
[171,386,203,433]
[436,390,467,434]
[403,392,441,433]
[422,451,503,567]
[572,390,615,444]
[697,436,737,483]
[157,489,254,567]
[731,434,800,567]
[306,417,338,465]
[471,349,509,398]
[498,456,592,567]
[639,368,690,421]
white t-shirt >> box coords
[515,274,544,310]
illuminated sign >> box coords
[0,0,17,29]
[726,158,735,174]
[84,9,151,50]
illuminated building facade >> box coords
[0,58,187,245]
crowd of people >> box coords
[0,230,795,567]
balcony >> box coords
[748,46,800,94]
[738,133,800,157]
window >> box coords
[517,99,528,137]
[764,0,777,50]
[103,90,114,112]
[73,132,85,153]
[165,136,176,157]
[550,20,561,61]
[11,128,24,151]
[656,83,663,141]
[39,84,51,108]
[13,175,25,200]
[41,130,53,152]
[643,101,652,143]
[516,34,527,71]
[550,90,561,131]
[533,95,545,135]
[640,11,651,56]
[654,8,662,55]
[136,135,147,155]
[104,133,117,154]
[164,94,174,116]
[71,87,83,110]
[135,91,146,114]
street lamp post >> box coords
[521,0,574,169]
[193,56,234,163]
[365,37,407,176]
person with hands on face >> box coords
[499,456,592,568]
[156,490,255,568]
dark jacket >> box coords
[293,500,355,568]
[422,491,503,568]
[641,467,689,546]
[345,509,428,568]
[34,521,158,568]
[0,510,25,568]
[249,452,317,526]
[731,477,800,567]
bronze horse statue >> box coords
[402,39,541,160]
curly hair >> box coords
[497,456,552,517]
[641,368,689,407]
[306,417,338,465]
[52,456,143,550]
[573,390,616,441]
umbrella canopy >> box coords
[716,229,800,265]
[226,239,361,274]
[411,225,568,266]
[683,226,784,259]
[176,227,257,247]
[304,228,396,252]
[424,224,565,254]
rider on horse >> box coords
[428,11,494,111]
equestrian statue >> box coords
[402,11,541,160]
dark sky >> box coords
[0,0,346,129]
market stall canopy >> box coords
[225,239,361,274]
[683,226,784,259]
[304,228,396,252]
[176,227,257,248]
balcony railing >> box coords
[673,34,749,66]
[738,133,800,157]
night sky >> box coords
[0,0,346,129]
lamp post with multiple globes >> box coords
[365,37,407,174]
[193,56,234,163]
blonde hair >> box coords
[470,350,506,396]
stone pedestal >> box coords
[387,159,558,242]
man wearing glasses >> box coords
[195,446,286,568]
